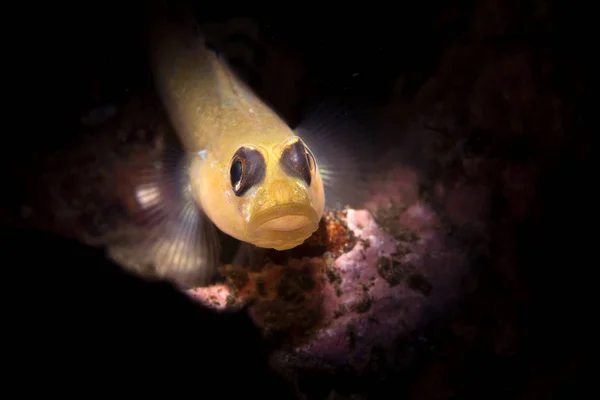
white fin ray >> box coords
[107,144,220,289]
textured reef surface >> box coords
[188,169,469,379]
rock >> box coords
[185,176,468,379]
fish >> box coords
[111,0,381,288]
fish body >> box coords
[12,2,383,291]
[120,0,326,287]
[145,0,325,249]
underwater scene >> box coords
[3,1,590,398]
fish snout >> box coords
[245,180,319,250]
[258,179,309,205]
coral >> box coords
[185,166,468,379]
[187,284,239,311]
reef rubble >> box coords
[186,166,470,377]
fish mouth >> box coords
[246,203,320,250]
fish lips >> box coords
[245,203,320,250]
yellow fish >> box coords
[112,0,376,288]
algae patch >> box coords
[376,256,410,287]
[249,258,325,344]
[376,255,432,296]
[325,258,343,297]
[333,304,347,319]
[350,295,373,313]
[299,210,356,258]
[373,200,419,243]
[219,264,249,295]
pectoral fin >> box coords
[108,144,220,289]
[295,100,386,210]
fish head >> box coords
[192,135,325,250]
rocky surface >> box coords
[187,202,467,373]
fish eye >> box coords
[280,138,314,186]
[229,146,266,196]
[230,159,243,190]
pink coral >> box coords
[271,205,467,373]
[186,284,238,311]
[183,164,470,376]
